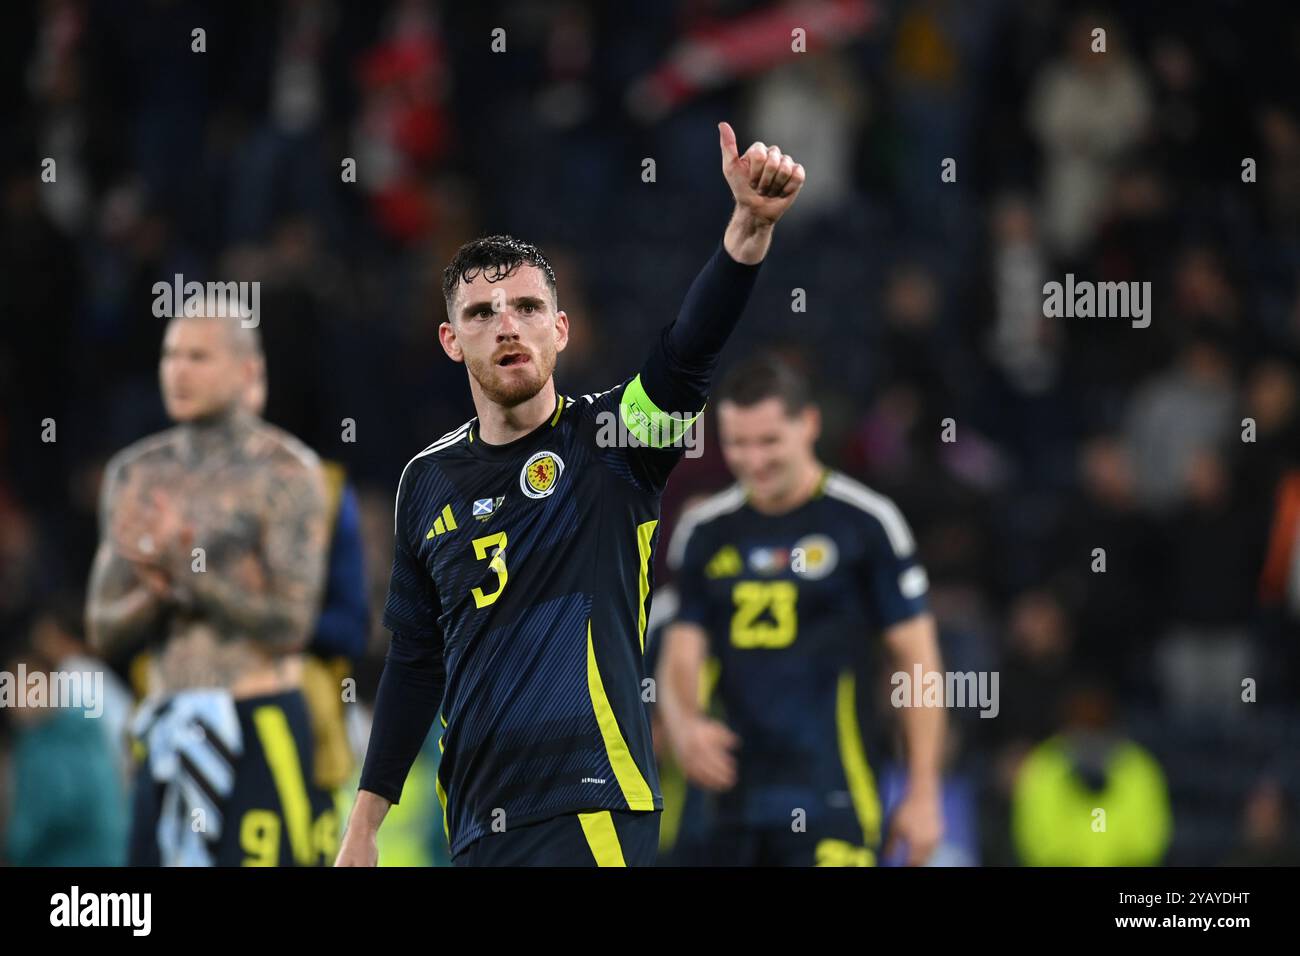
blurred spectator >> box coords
[1029,15,1152,258]
[224,0,351,248]
[747,54,863,228]
[1,609,129,866]
[991,589,1074,751]
[881,262,954,409]
[985,193,1056,396]
[1256,106,1300,239]
[1012,682,1171,866]
[350,0,451,246]
[1123,337,1237,514]
[1048,436,1159,684]
[1260,466,1300,624]
[30,597,134,782]
[1240,359,1300,505]
[1153,448,1260,722]
[1223,777,1300,866]
[0,490,44,632]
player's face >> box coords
[441,265,568,408]
[718,397,819,503]
[159,318,255,423]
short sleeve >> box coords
[857,505,929,630]
[667,515,712,630]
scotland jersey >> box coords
[358,239,763,858]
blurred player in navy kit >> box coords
[337,124,806,866]
[658,356,946,866]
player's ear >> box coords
[241,354,264,399]
[802,405,821,444]
[439,320,464,363]
[553,309,569,354]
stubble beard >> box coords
[467,347,556,407]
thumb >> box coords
[718,121,739,166]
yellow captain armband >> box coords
[619,374,703,449]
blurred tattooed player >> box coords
[87,313,338,866]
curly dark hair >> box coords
[441,235,558,320]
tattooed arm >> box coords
[86,454,171,660]
[175,454,329,654]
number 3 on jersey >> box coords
[471,532,509,608]
[730,580,798,648]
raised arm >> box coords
[620,123,806,459]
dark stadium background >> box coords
[1,0,1299,866]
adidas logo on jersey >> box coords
[426,504,459,538]
[705,545,742,578]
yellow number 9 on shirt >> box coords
[471,532,509,608]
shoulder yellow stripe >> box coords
[578,810,627,866]
[586,621,655,809]
[253,705,315,866]
[836,671,882,848]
